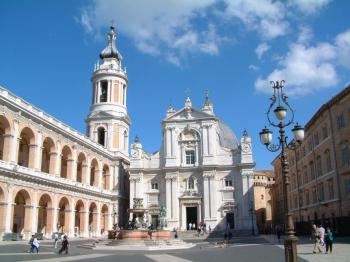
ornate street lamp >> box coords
[259,80,305,262]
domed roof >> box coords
[217,121,239,150]
[99,25,122,61]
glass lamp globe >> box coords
[292,123,304,142]
[259,127,273,145]
[274,106,287,120]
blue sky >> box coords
[1,0,350,169]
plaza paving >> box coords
[0,234,348,261]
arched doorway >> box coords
[101,204,109,234]
[97,127,105,146]
[102,165,110,190]
[18,127,35,168]
[58,197,70,234]
[60,146,72,179]
[76,153,86,183]
[90,159,98,187]
[75,200,86,237]
[89,202,98,235]
[41,137,55,174]
[37,194,53,235]
[0,115,11,161]
[12,189,31,235]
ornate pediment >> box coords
[163,108,216,122]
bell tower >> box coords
[86,23,130,154]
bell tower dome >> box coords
[86,23,130,154]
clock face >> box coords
[242,143,251,153]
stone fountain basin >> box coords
[116,230,170,240]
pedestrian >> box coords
[276,225,282,243]
[325,227,333,254]
[28,235,35,253]
[188,223,192,231]
[53,232,59,249]
[32,237,40,253]
[313,224,323,253]
[320,224,325,246]
[59,235,69,255]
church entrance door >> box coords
[186,207,197,230]
[151,215,159,228]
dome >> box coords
[99,25,122,61]
[217,121,239,150]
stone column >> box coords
[166,128,171,157]
[49,152,57,175]
[96,209,101,237]
[0,202,7,233]
[2,134,14,162]
[64,209,74,237]
[10,119,19,163]
[80,211,89,238]
[66,159,75,180]
[24,205,34,238]
[31,191,39,234]
[46,207,55,237]
[203,175,210,220]
[97,168,102,189]
[209,175,216,219]
[165,177,172,220]
[33,131,42,171]
[202,126,208,156]
[4,185,14,233]
[82,164,89,185]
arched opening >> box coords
[60,146,72,179]
[75,200,85,236]
[0,115,11,161]
[102,165,110,190]
[101,204,109,234]
[89,202,98,235]
[90,159,98,187]
[76,153,86,183]
[12,189,31,234]
[97,127,106,146]
[37,194,53,235]
[18,127,35,168]
[58,197,70,234]
[100,80,108,103]
[41,137,55,174]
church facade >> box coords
[0,25,130,240]
[129,97,257,232]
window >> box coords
[341,145,350,167]
[305,191,310,205]
[151,182,158,190]
[310,161,315,180]
[345,179,350,197]
[322,126,328,140]
[337,113,345,129]
[299,193,303,207]
[185,150,195,165]
[97,127,105,146]
[316,156,322,177]
[225,179,233,187]
[328,179,334,199]
[188,177,195,190]
[312,187,317,203]
[100,81,108,102]
[303,166,308,184]
[325,150,332,172]
[318,183,324,201]
[314,133,319,147]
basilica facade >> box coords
[129,97,257,232]
[0,25,130,240]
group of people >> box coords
[28,233,69,255]
[311,224,334,254]
[188,222,210,234]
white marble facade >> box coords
[129,97,257,232]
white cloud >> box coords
[79,0,220,66]
[249,64,259,71]
[255,42,338,96]
[289,0,333,14]
[335,29,350,68]
[255,43,270,59]
[223,0,288,39]
[297,26,313,43]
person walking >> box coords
[325,227,334,254]
[53,233,59,249]
[58,235,69,255]
[28,235,35,253]
[320,224,325,246]
[32,237,40,253]
[313,224,323,253]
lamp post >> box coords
[259,80,305,262]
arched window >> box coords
[60,146,72,179]
[0,116,11,160]
[97,127,105,146]
[100,81,108,102]
[18,127,35,168]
